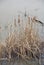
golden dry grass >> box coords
[0,16,42,62]
[4,16,41,61]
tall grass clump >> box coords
[4,15,41,62]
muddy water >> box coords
[0,59,39,65]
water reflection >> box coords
[0,59,39,65]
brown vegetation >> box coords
[0,15,43,62]
[0,43,6,58]
[5,16,41,60]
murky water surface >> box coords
[0,59,39,65]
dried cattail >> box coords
[18,15,20,24]
[14,18,17,27]
[28,16,30,24]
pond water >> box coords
[0,59,39,65]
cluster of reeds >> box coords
[0,15,42,62]
[4,16,41,61]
